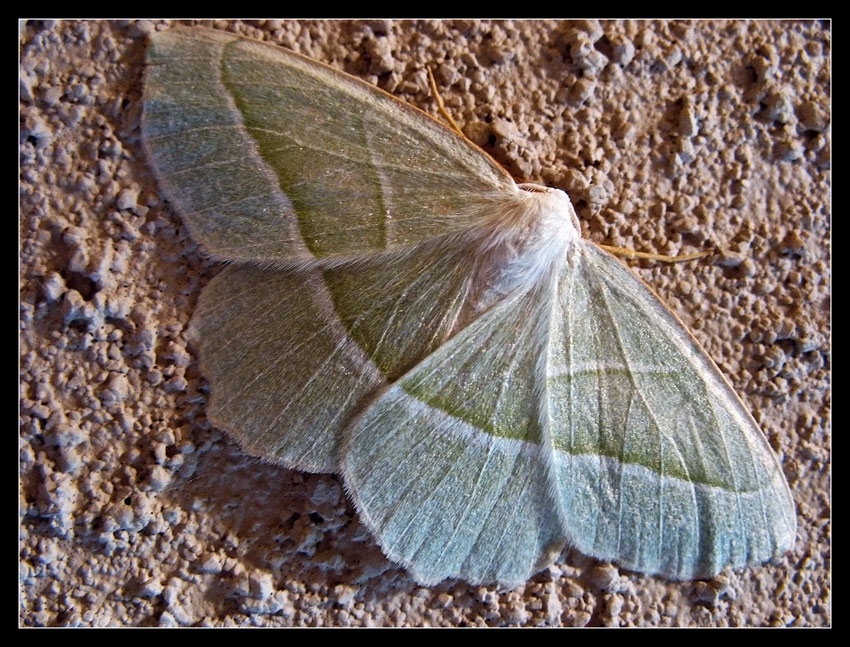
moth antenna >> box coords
[598,244,712,264]
[427,66,465,138]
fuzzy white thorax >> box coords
[515,183,581,251]
[469,184,581,313]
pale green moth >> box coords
[141,27,796,587]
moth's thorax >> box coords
[469,185,580,312]
[516,184,581,249]
[498,185,580,266]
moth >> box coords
[141,27,795,586]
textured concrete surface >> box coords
[20,19,829,626]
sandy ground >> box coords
[20,19,830,627]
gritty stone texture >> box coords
[20,19,830,626]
